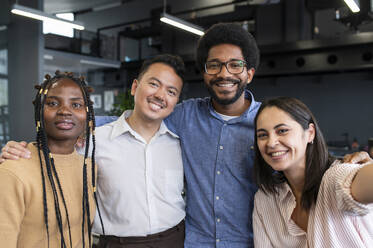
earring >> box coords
[309,140,314,144]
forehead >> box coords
[257,106,298,128]
[207,43,244,61]
[47,78,83,97]
[140,62,183,89]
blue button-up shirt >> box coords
[164,89,260,248]
[95,89,260,248]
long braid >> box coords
[85,85,105,235]
[79,75,93,248]
[34,86,50,247]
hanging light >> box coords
[343,0,360,13]
[11,4,85,30]
[160,13,204,36]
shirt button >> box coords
[217,218,221,222]
[216,196,220,200]
[216,239,220,242]
[217,170,221,175]
[250,146,254,150]
[219,145,223,150]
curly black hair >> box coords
[196,22,260,72]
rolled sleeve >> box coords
[330,161,373,216]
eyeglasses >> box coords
[204,60,247,75]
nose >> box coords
[56,105,72,116]
[154,87,166,101]
[266,134,279,148]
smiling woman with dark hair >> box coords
[253,97,373,248]
[0,71,101,247]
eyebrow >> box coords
[149,77,180,93]
[207,58,245,63]
[256,123,288,132]
[46,96,84,101]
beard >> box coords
[205,77,246,105]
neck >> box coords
[127,111,161,143]
[212,93,250,116]
[284,167,306,200]
[47,140,76,154]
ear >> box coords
[246,68,255,85]
[131,79,139,96]
[307,123,316,143]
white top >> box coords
[91,110,185,237]
[253,161,373,248]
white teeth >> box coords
[149,102,162,110]
[271,151,286,157]
[217,83,234,87]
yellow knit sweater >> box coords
[0,143,95,248]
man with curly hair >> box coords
[164,22,261,248]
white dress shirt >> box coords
[253,161,373,247]
[91,110,185,237]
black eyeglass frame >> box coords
[204,60,247,75]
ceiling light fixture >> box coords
[160,13,204,36]
[80,59,121,68]
[11,4,85,30]
[343,0,360,13]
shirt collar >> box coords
[110,110,132,140]
[110,110,179,140]
[207,88,260,122]
[278,182,294,202]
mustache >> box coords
[147,96,166,108]
[210,77,240,85]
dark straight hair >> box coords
[137,54,185,81]
[253,97,335,210]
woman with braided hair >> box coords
[0,71,100,247]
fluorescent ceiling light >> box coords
[344,0,360,13]
[160,13,204,36]
[11,4,84,30]
[80,59,121,68]
[44,54,54,60]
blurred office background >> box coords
[0,0,372,155]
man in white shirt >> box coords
[1,54,186,248]
[94,54,185,247]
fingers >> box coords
[343,151,372,164]
[76,137,86,148]
[1,141,31,161]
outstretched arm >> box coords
[351,162,373,204]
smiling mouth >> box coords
[148,99,166,111]
[214,82,237,88]
[270,151,287,158]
